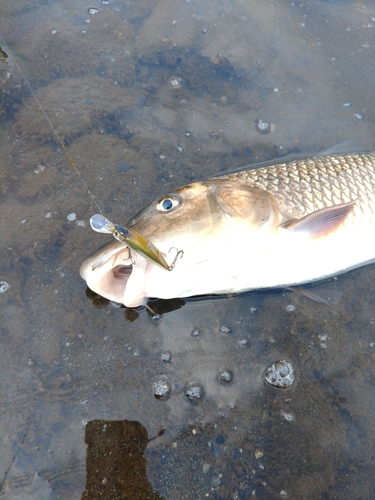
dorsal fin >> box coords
[283,200,356,238]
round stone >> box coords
[256,119,271,134]
[153,376,172,400]
[218,369,233,385]
[0,281,10,293]
[265,360,295,388]
[160,351,171,362]
[185,382,203,403]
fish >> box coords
[79,152,375,308]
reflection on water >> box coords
[82,420,163,499]
[1,0,375,498]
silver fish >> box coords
[80,153,375,307]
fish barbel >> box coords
[80,152,375,307]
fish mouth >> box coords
[112,264,133,280]
[80,242,145,307]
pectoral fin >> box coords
[283,200,356,238]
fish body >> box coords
[80,153,375,307]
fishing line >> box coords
[0,34,183,272]
[0,35,104,216]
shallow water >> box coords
[1,0,375,498]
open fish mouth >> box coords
[80,243,143,307]
[81,213,183,307]
[113,264,133,280]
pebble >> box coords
[256,119,271,134]
[0,281,10,293]
[218,369,233,384]
[185,382,203,403]
[161,351,171,362]
[265,360,295,388]
[211,475,221,487]
[153,377,172,400]
[219,325,231,334]
[169,76,182,89]
[209,442,221,458]
[67,213,76,222]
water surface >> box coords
[1,0,375,498]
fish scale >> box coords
[220,153,375,221]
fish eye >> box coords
[156,196,180,212]
[162,199,173,210]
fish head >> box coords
[80,180,280,307]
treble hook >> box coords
[168,248,184,270]
[129,249,136,266]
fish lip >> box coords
[80,239,125,280]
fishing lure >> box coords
[90,214,182,271]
